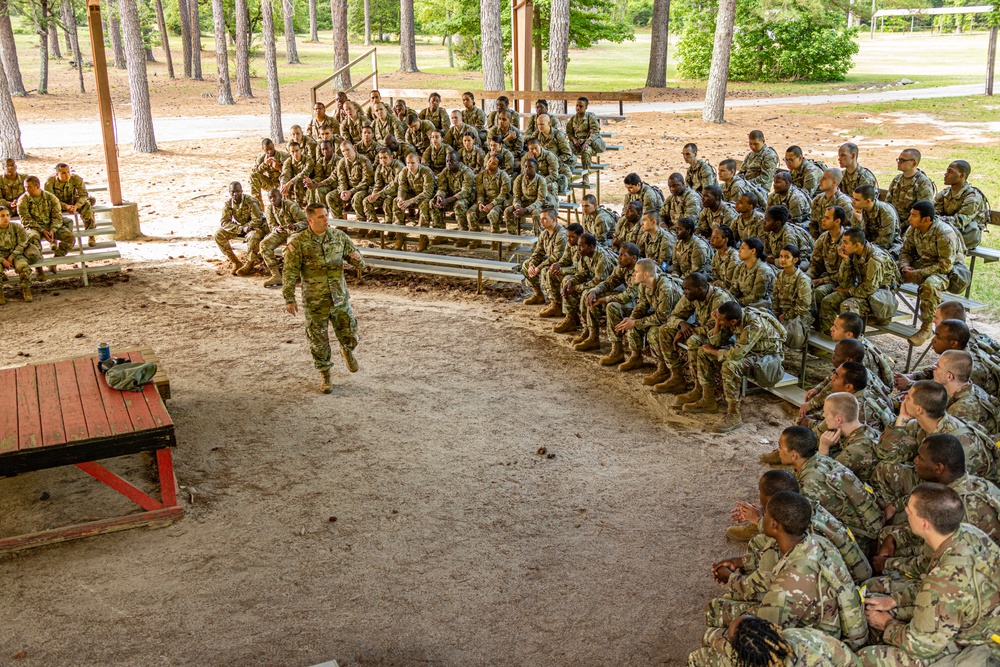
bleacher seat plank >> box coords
[7,264,122,284]
[897,284,987,311]
[766,383,808,406]
[360,247,519,272]
[363,258,523,283]
[31,250,121,268]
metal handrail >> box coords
[310,47,378,107]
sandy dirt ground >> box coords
[1,100,999,666]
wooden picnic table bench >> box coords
[0,348,181,553]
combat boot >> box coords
[235,261,256,277]
[641,360,670,386]
[682,393,719,414]
[263,270,283,288]
[455,238,470,248]
[524,286,546,305]
[726,523,759,542]
[88,235,96,247]
[539,301,562,318]
[715,406,744,433]
[675,385,703,405]
[553,313,580,334]
[341,348,359,373]
[758,449,782,465]
[319,370,333,394]
[618,352,649,372]
[467,240,481,250]
[571,328,590,345]
[416,235,429,252]
[574,329,600,352]
[600,342,625,367]
[21,285,31,303]
[909,322,933,347]
[222,248,241,275]
[0,288,5,305]
[392,235,406,250]
[653,368,688,394]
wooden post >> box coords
[988,25,997,96]
[85,0,123,207]
[511,0,533,116]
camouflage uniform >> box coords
[859,200,902,258]
[639,226,675,271]
[934,183,990,251]
[505,173,555,236]
[0,221,38,287]
[810,190,855,239]
[829,424,882,484]
[721,174,766,209]
[362,158,404,223]
[672,234,713,279]
[422,144,449,174]
[733,210,765,244]
[214,196,265,260]
[418,107,450,133]
[563,111,605,170]
[522,223,568,300]
[392,164,436,229]
[306,115,338,140]
[45,174,94,231]
[594,265,643,346]
[808,227,846,313]
[523,112,561,139]
[858,524,1000,667]
[806,386,895,439]
[431,165,476,231]
[613,217,642,250]
[762,223,814,269]
[536,128,577,175]
[523,147,567,196]
[796,453,884,554]
[474,169,512,233]
[909,345,999,397]
[497,126,525,160]
[627,273,682,357]
[582,207,616,246]
[688,626,862,667]
[281,226,364,372]
[327,155,374,220]
[790,159,825,197]
[696,307,785,408]
[261,199,308,273]
[767,186,812,227]
[355,139,383,166]
[661,188,703,229]
[280,154,315,208]
[486,108,520,133]
[456,145,486,174]
[803,339,893,416]
[546,241,580,305]
[488,147,516,176]
[740,145,779,190]
[730,259,776,309]
[294,134,319,162]
[658,285,733,370]
[309,152,340,206]
[839,166,878,197]
[685,159,717,194]
[887,169,935,224]
[946,382,995,433]
[899,220,968,326]
[562,244,617,317]
[18,190,73,257]
[371,115,405,145]
[405,119,437,154]
[773,267,813,350]
[461,106,488,142]
[339,114,370,145]
[0,172,26,211]
[711,246,741,293]
[818,242,897,333]
[697,202,739,238]
[624,182,664,216]
[250,150,289,200]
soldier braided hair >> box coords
[729,615,793,667]
[717,225,738,249]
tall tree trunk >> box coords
[546,0,568,112]
[330,0,350,87]
[146,46,155,61]
[62,0,85,93]
[398,0,417,71]
[532,6,541,90]
[308,0,317,41]
[479,0,502,109]
[262,0,283,142]
[234,0,252,96]
[153,0,174,78]
[177,0,192,77]
[0,0,26,96]
[211,0,234,103]
[49,22,62,58]
[702,0,735,123]
[363,0,371,45]
[0,63,25,159]
[282,0,300,63]
[645,0,669,87]
[107,0,126,68]
[119,0,157,151]
[37,0,50,94]
[62,14,72,53]
[189,0,203,79]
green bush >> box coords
[627,0,654,27]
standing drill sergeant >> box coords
[250,138,288,207]
[505,159,555,237]
[555,233,616,334]
[0,159,26,213]
[431,151,476,244]
[215,181,264,275]
[581,243,641,359]
[852,184,902,258]
[279,142,315,208]
[362,148,404,225]
[261,189,308,287]
[392,152,436,251]
[818,227,897,332]
[327,140,374,225]
[615,261,683,382]
[282,204,364,394]
[0,206,37,304]
[305,140,339,207]
[45,163,96,245]
[522,207,567,306]
[474,153,511,242]
[564,96,605,182]
[19,176,73,272]
[739,130,779,191]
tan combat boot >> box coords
[641,360,670,386]
[682,392,719,414]
[392,235,406,250]
[416,235,429,251]
[524,286,546,306]
[653,367,688,394]
[574,328,600,352]
[341,348,359,373]
[618,351,649,372]
[539,301,562,318]
[758,449,782,465]
[235,261,256,277]
[468,240,482,250]
[553,313,580,334]
[715,406,744,433]
[21,285,31,303]
[675,384,703,405]
[0,287,5,305]
[600,342,625,367]
[455,238,470,248]
[222,248,241,275]
[726,523,759,542]
[908,322,933,347]
[319,370,333,394]
[571,328,590,345]
[263,270,283,288]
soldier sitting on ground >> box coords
[817,391,882,484]
[682,143,717,194]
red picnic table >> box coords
[0,348,182,553]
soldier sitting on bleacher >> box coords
[816,227,897,333]
[18,175,73,275]
[0,205,37,304]
[934,159,991,251]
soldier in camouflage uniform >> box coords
[697,186,739,238]
[934,160,990,251]
[392,152,437,251]
[740,130,779,191]
[304,140,340,209]
[282,204,364,393]
[555,233,616,334]
[327,141,374,227]
[522,138,566,196]
[623,173,664,222]
[18,176,73,269]
[838,142,879,197]
[852,184,902,258]
[673,216,714,279]
[887,149,936,225]
[800,362,895,435]
[710,225,741,292]
[505,159,555,237]
[899,319,999,397]
[456,133,486,174]
[534,114,576,177]
[365,90,393,123]
[818,392,883,483]
[422,130,449,174]
[833,312,896,391]
[729,238,776,310]
[474,154,511,242]
[612,201,644,251]
[859,484,1000,667]
[686,301,785,432]
[404,113,437,154]
[45,163,95,245]
[809,168,855,239]
[539,223,585,318]
[418,92,450,133]
[615,258,683,380]
[260,189,308,287]
[935,350,998,434]
[682,143,717,194]
[362,148,404,226]
[690,615,862,667]
[767,172,812,227]
[809,205,848,316]
[638,210,674,271]
[780,425,884,556]
[720,159,767,210]
[215,182,264,275]
[522,208,568,306]
[579,194,615,246]
[773,244,813,350]
[287,125,318,163]
[460,92,489,144]
[818,227,898,333]
[574,243,640,353]
[250,139,289,206]
[732,193,766,243]
[784,146,825,197]
[307,102,338,141]
[487,136,517,177]
[564,97,605,180]
[0,159,26,214]
[495,112,525,161]
[486,96,520,134]
[371,102,406,145]
[339,104,371,146]
[355,126,383,166]
[761,205,813,270]
[661,172,703,229]
[653,273,732,395]
[431,151,475,242]
[523,99,562,140]
[0,206,36,303]
[279,142,314,208]
[899,201,970,347]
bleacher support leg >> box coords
[477,268,483,294]
[966,255,977,298]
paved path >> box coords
[19,83,983,149]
